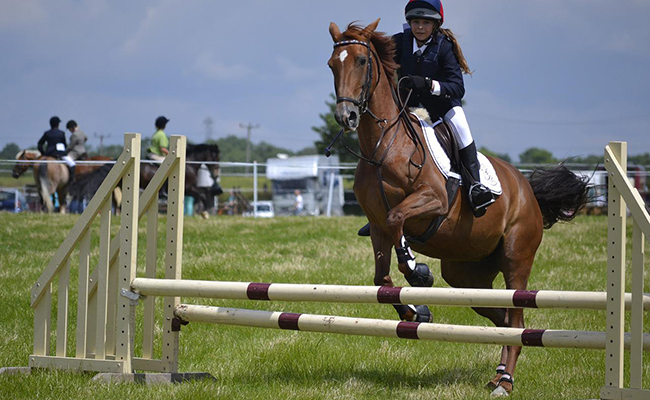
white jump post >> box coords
[601,142,649,400]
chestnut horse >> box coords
[328,20,588,396]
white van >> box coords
[243,201,275,218]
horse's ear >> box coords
[329,22,342,42]
[363,18,380,35]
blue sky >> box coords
[1,0,649,161]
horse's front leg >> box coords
[370,224,421,321]
[386,185,447,322]
[370,223,394,287]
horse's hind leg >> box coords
[442,233,538,395]
[441,254,524,396]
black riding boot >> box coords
[68,165,75,182]
[459,142,494,217]
[358,222,371,237]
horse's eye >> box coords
[359,57,367,66]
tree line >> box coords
[2,94,649,166]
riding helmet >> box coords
[155,116,169,129]
[49,116,61,128]
[405,0,444,24]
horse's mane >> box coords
[341,23,398,85]
[16,149,41,159]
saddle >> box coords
[402,111,501,244]
[413,112,502,196]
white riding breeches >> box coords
[443,106,474,150]
[62,155,75,168]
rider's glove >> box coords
[405,75,432,93]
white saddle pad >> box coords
[416,114,502,195]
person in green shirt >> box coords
[147,116,170,161]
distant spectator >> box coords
[294,189,303,215]
[227,189,236,215]
[147,116,170,161]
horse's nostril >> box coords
[348,111,358,125]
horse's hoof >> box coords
[490,379,513,397]
[490,386,509,397]
[485,374,502,391]
[406,263,434,287]
[201,211,209,219]
[414,305,432,323]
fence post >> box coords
[114,133,141,372]
[603,141,627,395]
[253,161,258,218]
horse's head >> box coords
[328,19,382,131]
[12,150,40,178]
[187,143,223,196]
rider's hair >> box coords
[66,120,77,131]
[434,22,472,75]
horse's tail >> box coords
[527,164,590,229]
[37,165,54,212]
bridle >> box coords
[329,39,427,170]
[332,39,381,120]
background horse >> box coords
[13,150,69,213]
[328,20,589,396]
[140,143,223,218]
[14,151,117,214]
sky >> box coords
[1,0,649,162]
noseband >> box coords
[332,39,381,116]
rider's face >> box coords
[409,18,435,43]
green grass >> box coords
[0,174,31,188]
[0,213,648,399]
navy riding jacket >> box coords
[393,27,465,120]
[37,128,67,158]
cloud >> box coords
[192,51,254,81]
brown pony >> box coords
[328,20,589,395]
[13,152,115,213]
[13,150,69,213]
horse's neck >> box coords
[357,78,400,156]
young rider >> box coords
[37,116,76,180]
[395,0,494,217]
[147,116,170,161]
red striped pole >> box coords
[174,304,650,350]
[131,278,650,311]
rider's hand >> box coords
[405,75,432,93]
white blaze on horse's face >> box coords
[338,50,348,64]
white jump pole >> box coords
[131,278,650,311]
[174,304,650,351]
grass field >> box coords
[0,213,648,399]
